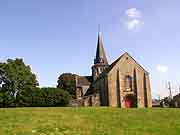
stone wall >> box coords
[107,53,152,108]
[83,94,100,107]
[69,99,84,107]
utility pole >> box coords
[168,81,172,99]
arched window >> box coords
[125,75,132,91]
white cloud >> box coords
[156,65,168,73]
[126,8,142,19]
[125,8,143,31]
[127,19,141,30]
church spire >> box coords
[94,32,108,65]
[92,32,109,81]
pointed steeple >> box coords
[94,32,108,65]
[92,32,109,81]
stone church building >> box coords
[75,33,152,108]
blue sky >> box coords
[0,0,180,98]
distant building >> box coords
[75,32,152,108]
[173,93,180,108]
[152,99,161,107]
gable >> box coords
[107,52,148,74]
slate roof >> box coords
[94,32,108,65]
[84,87,94,96]
[76,76,92,87]
[174,93,180,99]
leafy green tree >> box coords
[30,87,71,107]
[0,58,38,107]
[57,73,76,98]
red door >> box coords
[125,99,132,108]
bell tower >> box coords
[92,32,109,81]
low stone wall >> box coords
[69,94,100,107]
[83,94,100,107]
[69,99,84,107]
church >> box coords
[75,33,152,108]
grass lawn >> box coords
[0,107,180,135]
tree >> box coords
[57,73,76,98]
[160,97,174,108]
[0,58,38,107]
[30,87,71,107]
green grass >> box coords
[0,107,180,135]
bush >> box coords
[29,87,72,107]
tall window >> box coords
[125,75,132,91]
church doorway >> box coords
[124,94,137,108]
